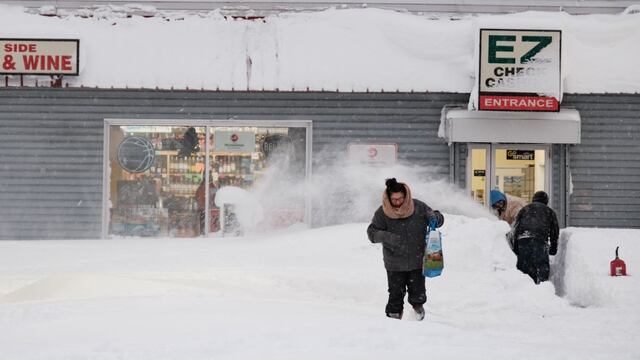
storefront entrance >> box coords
[468,144,550,206]
[102,120,311,238]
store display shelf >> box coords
[156,150,254,156]
[166,172,202,176]
[165,185,199,192]
[217,173,250,177]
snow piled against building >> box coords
[1,4,639,93]
[0,216,638,359]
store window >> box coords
[105,122,309,238]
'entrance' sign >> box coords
[478,29,561,112]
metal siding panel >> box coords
[564,94,640,228]
[457,143,467,190]
[551,144,564,226]
[5,89,638,236]
[0,88,466,239]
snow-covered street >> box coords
[1,218,638,359]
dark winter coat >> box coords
[367,199,444,271]
[511,202,559,255]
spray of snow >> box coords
[214,186,264,229]
[230,148,492,234]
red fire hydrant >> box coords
[610,246,627,276]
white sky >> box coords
[1,4,639,93]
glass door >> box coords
[467,143,550,208]
[203,125,309,235]
[491,145,550,203]
[467,144,490,206]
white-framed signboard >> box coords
[214,131,254,152]
[348,143,397,165]
[0,38,79,75]
[478,29,561,112]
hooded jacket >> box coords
[502,194,527,225]
[512,201,559,255]
[367,199,444,272]
[490,190,527,226]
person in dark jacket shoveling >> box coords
[367,178,444,320]
[509,191,559,284]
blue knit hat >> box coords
[490,189,506,207]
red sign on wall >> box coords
[479,94,559,111]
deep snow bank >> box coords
[552,228,638,308]
[1,216,637,313]
[1,217,639,359]
[0,214,559,310]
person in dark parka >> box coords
[509,191,559,284]
[367,178,444,320]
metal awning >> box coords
[441,107,581,144]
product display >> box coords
[110,127,271,237]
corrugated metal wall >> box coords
[1,88,638,239]
[563,94,640,228]
[0,88,464,239]
[551,144,566,227]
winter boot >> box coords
[412,304,425,321]
[386,312,402,320]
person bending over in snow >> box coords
[367,178,444,320]
[509,191,559,284]
[490,189,527,226]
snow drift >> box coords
[0,217,638,359]
[1,5,639,93]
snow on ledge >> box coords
[1,5,639,93]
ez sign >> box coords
[478,29,561,112]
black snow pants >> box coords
[385,269,426,315]
[516,237,550,284]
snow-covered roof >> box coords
[6,0,639,16]
[1,4,639,93]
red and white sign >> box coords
[1,39,79,75]
[348,143,397,165]
[214,131,254,152]
[479,95,559,111]
[478,29,561,112]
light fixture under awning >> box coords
[441,107,581,144]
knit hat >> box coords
[490,189,506,207]
[532,191,549,205]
